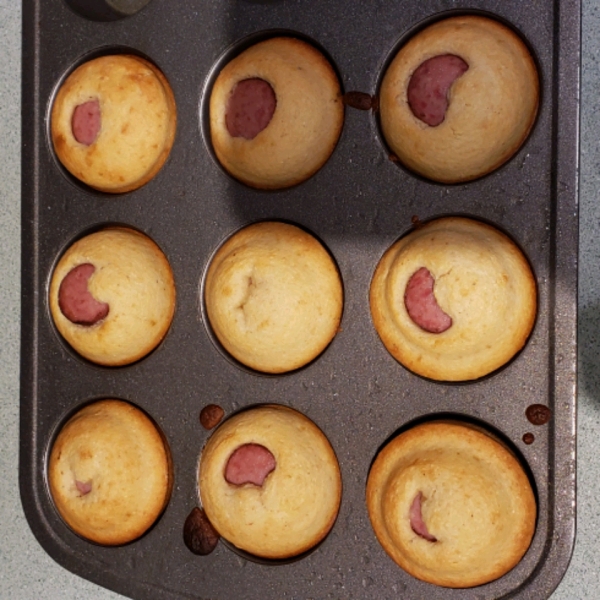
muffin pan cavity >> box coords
[48,225,176,367]
[64,0,153,21]
[21,1,578,599]
[46,398,173,546]
[366,416,537,588]
[201,220,344,375]
[48,47,177,194]
[196,403,342,564]
[202,30,344,190]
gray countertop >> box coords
[2,1,599,598]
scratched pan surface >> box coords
[20,0,580,598]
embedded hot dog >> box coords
[224,443,276,486]
[409,491,437,542]
[75,480,92,496]
[58,263,109,325]
[404,267,452,333]
[407,54,468,126]
[71,99,101,145]
[225,78,276,139]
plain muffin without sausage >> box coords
[204,221,343,373]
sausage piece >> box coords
[409,491,437,542]
[225,78,276,140]
[58,263,109,325]
[72,99,101,145]
[407,54,468,127]
[75,479,92,495]
[224,443,276,486]
[404,267,452,333]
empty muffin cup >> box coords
[64,0,153,21]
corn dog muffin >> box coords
[379,15,539,183]
[48,399,173,545]
[199,404,342,559]
[49,227,176,366]
[51,54,177,193]
[366,420,536,587]
[204,221,343,373]
[209,37,344,189]
[370,217,536,381]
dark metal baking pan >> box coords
[20,0,580,598]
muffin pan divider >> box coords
[21,0,579,598]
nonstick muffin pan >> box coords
[20,0,580,599]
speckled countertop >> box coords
[1,1,599,598]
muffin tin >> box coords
[20,0,580,599]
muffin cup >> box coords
[197,404,342,561]
[366,416,537,588]
[46,398,173,546]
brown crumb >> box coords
[342,91,375,111]
[526,404,552,426]
[183,507,220,555]
[200,404,225,430]
[522,432,535,445]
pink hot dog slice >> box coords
[75,479,92,495]
[404,267,452,333]
[407,54,468,127]
[224,443,276,486]
[409,491,437,542]
[72,99,101,145]
[225,78,276,140]
[58,263,109,326]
